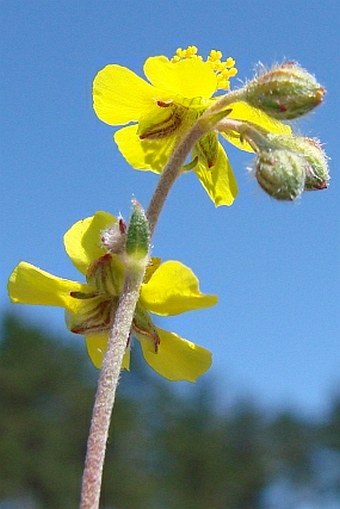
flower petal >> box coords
[144,56,217,99]
[222,101,292,152]
[85,332,130,370]
[64,211,116,274]
[8,262,86,308]
[194,142,238,206]
[114,124,176,173]
[139,327,212,382]
[93,64,157,125]
[140,260,218,315]
[144,257,162,283]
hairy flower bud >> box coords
[255,148,306,201]
[125,200,150,261]
[303,139,329,191]
[245,62,325,120]
[266,135,330,190]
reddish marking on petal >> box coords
[157,100,172,108]
[132,320,160,353]
[99,253,112,264]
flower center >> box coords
[171,45,238,91]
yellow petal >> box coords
[93,64,157,125]
[139,327,212,382]
[85,333,130,370]
[8,261,86,308]
[144,257,162,283]
[64,211,116,274]
[144,56,217,99]
[140,260,218,315]
[222,101,292,152]
[114,124,176,173]
[194,142,238,206]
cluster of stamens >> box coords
[171,45,238,90]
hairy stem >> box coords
[203,88,245,116]
[147,122,205,237]
[80,88,238,508]
[79,264,147,509]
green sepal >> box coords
[86,253,125,296]
[126,201,150,260]
[65,295,118,335]
[195,131,219,168]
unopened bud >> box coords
[126,200,150,261]
[303,138,329,191]
[245,62,325,120]
[255,148,306,201]
[266,135,329,191]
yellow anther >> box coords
[225,57,236,68]
[172,45,199,62]
[185,45,198,57]
[208,49,223,62]
[227,67,238,78]
[170,46,237,90]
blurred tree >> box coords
[322,397,340,451]
[0,312,94,508]
[1,312,339,509]
[265,411,314,483]
[156,394,267,509]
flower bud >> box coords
[245,62,325,120]
[303,139,329,190]
[266,135,329,190]
[255,148,306,201]
[125,200,150,261]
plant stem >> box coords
[80,89,237,508]
[203,88,245,116]
[146,89,246,237]
[79,265,147,509]
[146,122,205,237]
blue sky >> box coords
[2,0,339,417]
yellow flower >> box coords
[93,45,291,207]
[8,211,217,382]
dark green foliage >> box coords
[0,312,339,509]
[0,313,94,509]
